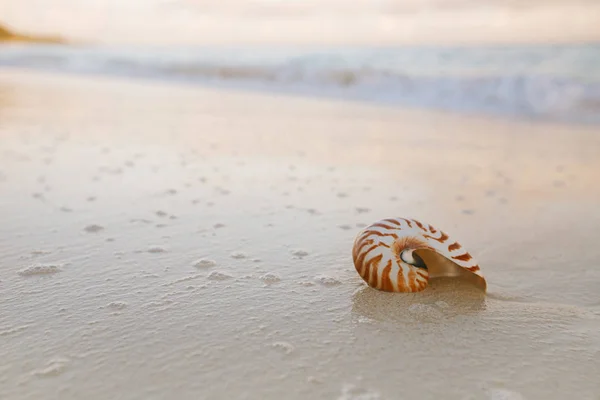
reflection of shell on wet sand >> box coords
[352,278,486,322]
[352,217,486,293]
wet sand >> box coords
[1,69,600,400]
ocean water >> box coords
[1,42,599,124]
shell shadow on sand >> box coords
[351,277,486,323]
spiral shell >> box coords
[352,217,486,293]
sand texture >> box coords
[1,70,600,400]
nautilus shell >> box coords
[352,218,486,293]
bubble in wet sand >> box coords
[18,264,62,276]
[338,383,381,400]
[213,223,225,229]
[435,301,449,309]
[207,271,234,281]
[31,250,51,256]
[230,252,247,259]
[156,210,168,217]
[259,273,281,284]
[84,224,104,233]
[291,249,309,258]
[32,358,69,378]
[147,247,167,253]
[107,301,127,310]
[355,207,370,214]
[194,259,217,268]
[314,275,341,286]
[487,388,525,400]
[338,224,353,230]
[271,341,295,355]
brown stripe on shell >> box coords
[407,269,417,291]
[369,254,382,288]
[448,242,462,251]
[452,252,473,262]
[355,244,379,275]
[382,218,402,226]
[467,265,480,272]
[361,253,374,280]
[399,218,413,228]
[428,224,437,233]
[380,260,393,291]
[356,239,375,257]
[412,219,427,231]
[363,230,398,239]
[396,269,407,292]
[423,231,449,243]
[355,235,390,254]
[352,238,364,259]
[370,222,398,231]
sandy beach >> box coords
[1,69,599,400]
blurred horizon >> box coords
[2,1,600,126]
[1,0,600,46]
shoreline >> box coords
[2,66,600,204]
[1,63,599,128]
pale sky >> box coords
[1,0,599,45]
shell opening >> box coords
[400,249,427,270]
[414,248,487,291]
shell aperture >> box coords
[352,217,486,293]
